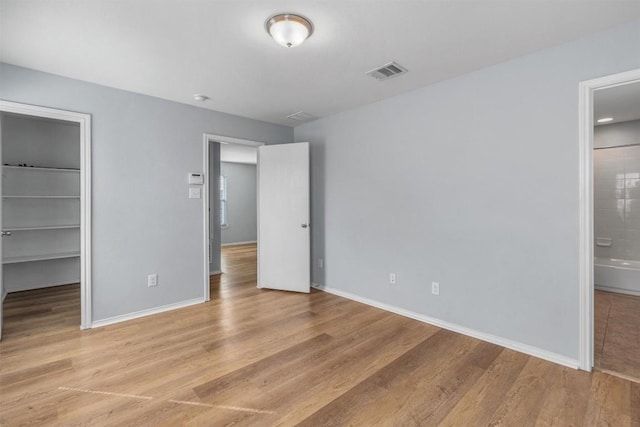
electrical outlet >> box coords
[148,274,158,287]
[431,282,440,295]
[318,258,324,269]
[389,273,397,285]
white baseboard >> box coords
[221,241,257,247]
[311,283,580,370]
[1,289,7,303]
[5,280,79,294]
[595,285,640,297]
[91,297,205,328]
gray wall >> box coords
[0,63,293,322]
[2,113,80,168]
[221,162,257,245]
[594,119,640,148]
[294,20,640,362]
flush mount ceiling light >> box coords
[597,117,613,123]
[266,13,313,48]
[193,94,210,102]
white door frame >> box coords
[578,68,640,371]
[202,133,264,301]
[0,100,92,330]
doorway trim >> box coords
[202,133,264,301]
[0,100,92,329]
[578,68,640,371]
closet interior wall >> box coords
[1,112,81,293]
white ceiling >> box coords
[594,81,640,126]
[220,143,257,165]
[2,1,640,127]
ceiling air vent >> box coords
[366,61,408,81]
[286,111,317,122]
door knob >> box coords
[301,224,309,228]
[1,231,12,237]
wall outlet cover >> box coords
[432,282,440,295]
[148,274,158,287]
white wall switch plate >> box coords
[189,187,202,199]
[148,274,158,287]
[318,258,324,269]
[390,273,397,285]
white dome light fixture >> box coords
[266,13,313,48]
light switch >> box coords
[189,187,201,199]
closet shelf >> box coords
[3,251,80,264]
[3,165,80,172]
[3,195,80,199]
[3,225,80,232]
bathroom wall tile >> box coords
[594,145,640,261]
[595,209,624,233]
[625,187,640,199]
[625,199,640,216]
[625,178,640,188]
[624,145,640,158]
[624,215,640,231]
[594,161,620,182]
[596,147,625,159]
[594,199,624,210]
[595,245,611,259]
[624,153,640,171]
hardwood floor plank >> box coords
[193,333,332,399]
[534,367,593,426]
[631,381,640,427]
[1,358,73,387]
[440,348,530,426]
[485,356,562,426]
[343,341,504,427]
[203,314,433,426]
[584,371,632,427]
[295,329,466,427]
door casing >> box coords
[0,100,92,331]
[577,68,640,371]
[202,133,264,301]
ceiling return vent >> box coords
[286,111,318,122]
[366,61,408,81]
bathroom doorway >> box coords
[591,79,640,380]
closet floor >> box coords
[1,283,80,338]
[595,290,640,381]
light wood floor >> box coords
[1,244,639,426]
[595,290,640,381]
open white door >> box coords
[258,142,310,293]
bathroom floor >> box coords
[594,290,640,381]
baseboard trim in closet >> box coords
[5,280,80,294]
[221,241,257,247]
[91,297,205,328]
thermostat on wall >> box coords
[188,173,204,185]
